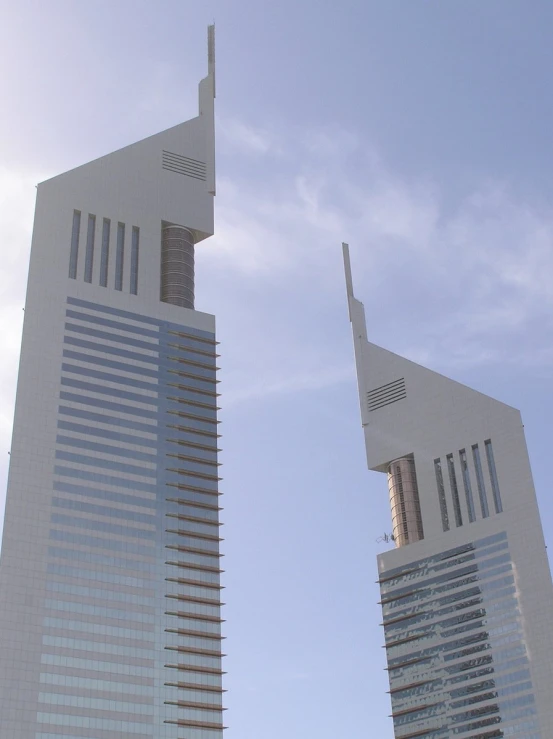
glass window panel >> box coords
[115,222,125,290]
[472,444,490,518]
[485,440,503,514]
[434,459,450,531]
[84,213,96,283]
[130,226,139,295]
[68,210,81,279]
[99,217,110,287]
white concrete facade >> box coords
[0,27,225,739]
[344,243,553,739]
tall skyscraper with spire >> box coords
[343,243,553,739]
[0,26,225,739]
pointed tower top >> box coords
[208,24,216,98]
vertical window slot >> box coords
[115,223,125,291]
[472,444,489,518]
[68,210,81,279]
[84,214,96,283]
[434,459,450,532]
[130,227,139,295]
[446,454,463,527]
[485,440,503,514]
[100,219,110,288]
[459,449,476,523]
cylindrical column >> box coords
[161,225,195,309]
[387,458,424,548]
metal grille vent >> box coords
[367,378,406,412]
[162,150,207,181]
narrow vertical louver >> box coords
[115,223,125,291]
[83,214,96,283]
[434,458,450,532]
[99,218,110,287]
[472,444,489,518]
[130,226,139,295]
[68,211,81,279]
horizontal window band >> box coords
[55,450,157,478]
[166,611,224,624]
[54,466,157,494]
[367,385,406,403]
[166,545,222,558]
[62,363,159,391]
[166,345,218,367]
[59,392,158,420]
[378,568,419,585]
[167,453,221,468]
[166,629,224,640]
[164,719,225,730]
[64,335,160,365]
[67,297,215,341]
[52,497,155,524]
[388,679,436,695]
[167,468,221,483]
[164,700,225,711]
[166,594,223,608]
[167,330,218,346]
[167,395,220,412]
[58,421,157,448]
[165,681,226,693]
[60,377,159,407]
[166,529,222,542]
[167,381,220,398]
[166,498,221,512]
[56,435,157,463]
[166,560,223,574]
[165,645,224,658]
[161,158,207,175]
[166,577,222,590]
[65,322,160,352]
[385,634,422,649]
[166,482,221,496]
[167,410,220,427]
[167,343,220,359]
[390,702,439,718]
[65,308,160,338]
[167,424,220,439]
[58,406,158,435]
[167,368,221,384]
[166,514,220,527]
[164,664,224,676]
[63,349,159,378]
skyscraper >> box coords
[343,243,553,739]
[0,26,225,739]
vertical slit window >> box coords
[459,449,476,522]
[115,223,125,291]
[130,226,139,295]
[100,218,110,288]
[472,444,489,518]
[68,210,81,279]
[434,459,449,532]
[447,454,463,527]
[485,440,503,514]
[84,214,96,283]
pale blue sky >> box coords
[2,2,553,737]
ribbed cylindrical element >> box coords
[161,225,195,309]
[387,458,424,548]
